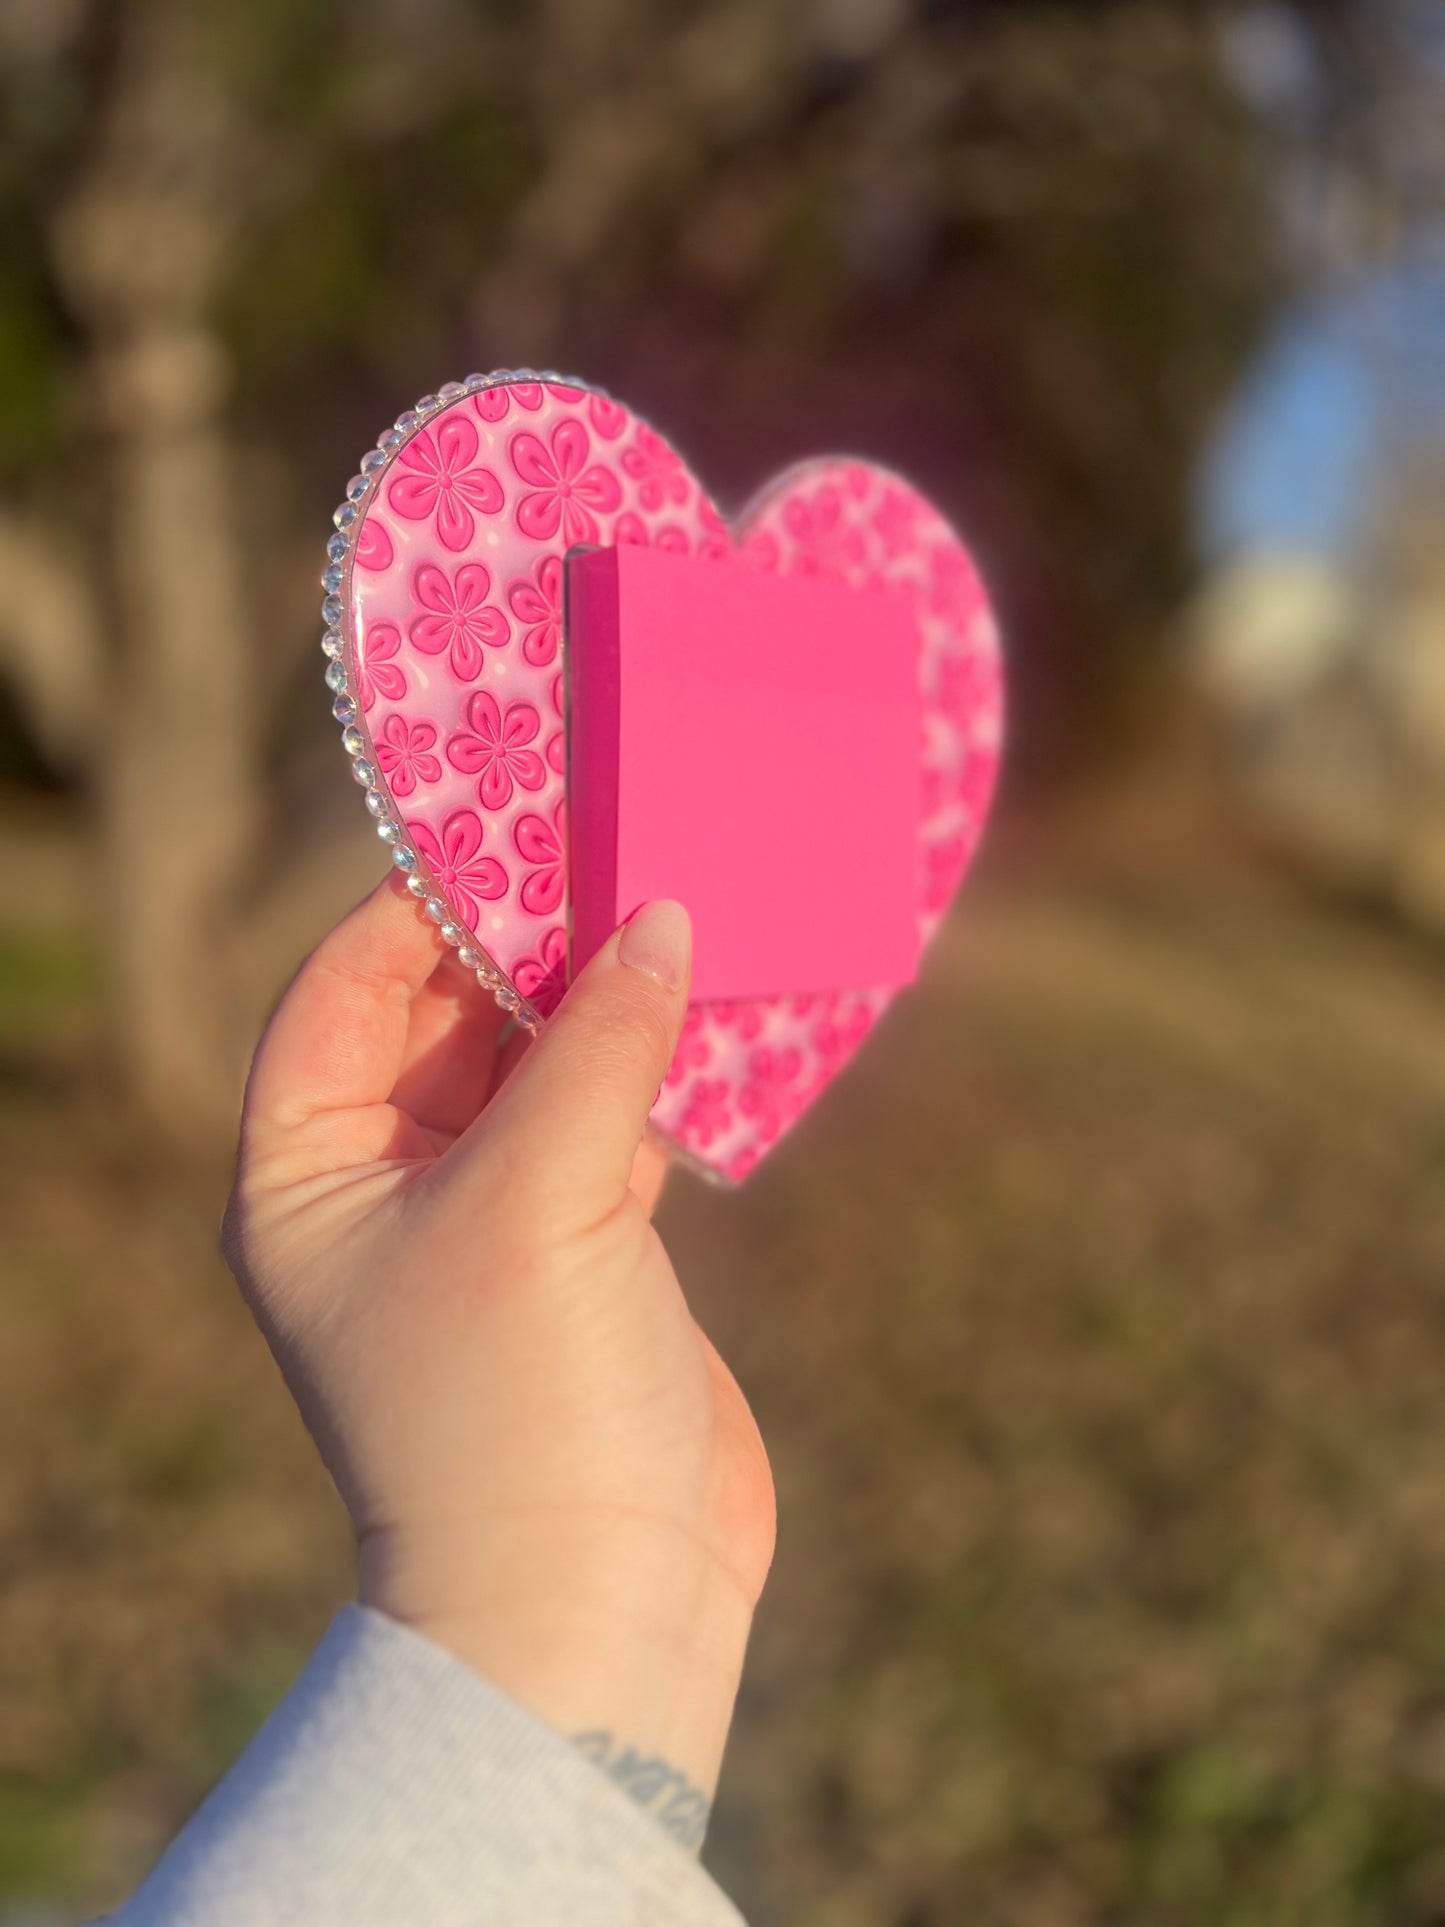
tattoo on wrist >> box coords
[572,1729,712,1849]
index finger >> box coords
[244,874,447,1134]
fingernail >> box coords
[618,899,691,992]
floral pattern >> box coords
[344,377,1002,1181]
[737,1046,805,1143]
[622,424,690,511]
[783,485,867,578]
[409,562,509,683]
[447,691,545,810]
[507,554,562,667]
[513,802,566,917]
[681,1078,733,1147]
[588,392,627,440]
[509,419,621,546]
[374,715,440,799]
[513,924,567,1015]
[408,810,507,926]
[356,516,394,573]
[357,621,406,712]
[387,413,504,554]
[474,382,543,421]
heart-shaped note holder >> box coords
[325,371,1003,1184]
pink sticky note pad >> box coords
[566,542,923,1004]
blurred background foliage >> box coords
[0,0,1442,1921]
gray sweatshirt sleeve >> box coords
[107,1605,746,1926]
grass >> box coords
[2,808,1444,1922]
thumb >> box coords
[463,899,692,1215]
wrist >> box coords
[357,1507,756,1823]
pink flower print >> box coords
[549,672,564,720]
[357,620,406,713]
[546,381,585,402]
[622,424,689,512]
[387,413,504,553]
[727,1143,759,1184]
[697,497,732,562]
[874,485,920,560]
[656,524,689,553]
[922,829,967,915]
[355,515,394,573]
[711,1000,763,1042]
[921,758,951,820]
[927,541,983,626]
[509,419,621,546]
[614,511,649,546]
[937,647,1002,730]
[665,1007,711,1088]
[783,485,866,578]
[410,562,510,683]
[447,691,545,810]
[682,1077,733,1148]
[588,392,627,440]
[374,715,441,799]
[844,463,873,502]
[738,1045,804,1143]
[407,809,507,926]
[545,728,564,774]
[507,554,562,667]
[513,802,566,916]
[514,924,567,1016]
[740,526,780,572]
[474,381,544,422]
[813,1001,873,1063]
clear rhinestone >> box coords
[333,502,357,530]
[321,563,344,594]
[438,381,464,402]
[321,629,344,658]
[352,759,376,786]
[457,946,481,970]
[424,897,448,923]
[415,393,438,413]
[395,410,419,432]
[333,694,357,724]
[327,532,348,562]
[322,593,343,624]
[439,922,464,946]
[360,448,386,474]
[365,790,390,819]
[324,659,348,693]
[463,372,490,392]
[377,818,402,845]
[345,474,369,502]
[377,428,402,451]
[496,986,521,1015]
[406,875,429,898]
[476,965,501,990]
[341,725,365,757]
[392,845,418,873]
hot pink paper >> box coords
[568,544,922,1003]
[339,373,1003,1184]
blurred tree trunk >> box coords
[49,0,258,1136]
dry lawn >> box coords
[3,797,1444,1925]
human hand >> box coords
[222,878,776,1840]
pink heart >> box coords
[329,372,1003,1184]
